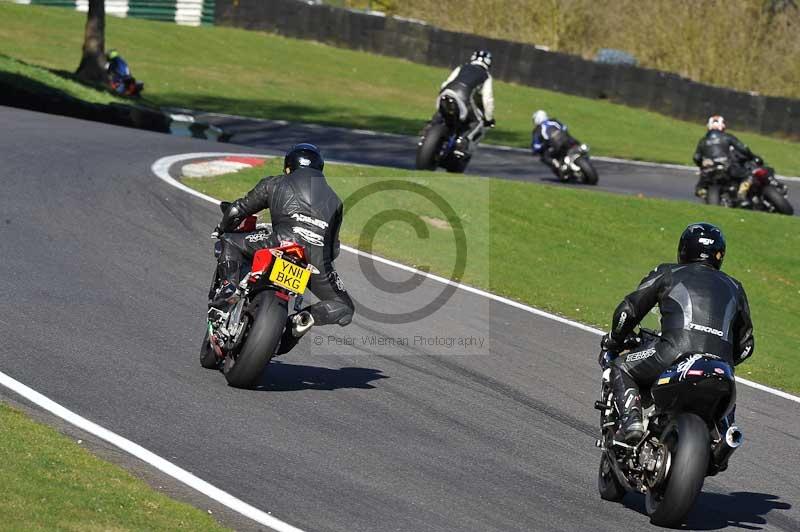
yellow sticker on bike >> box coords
[269,257,311,294]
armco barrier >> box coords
[16,0,215,26]
[214,0,799,138]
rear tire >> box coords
[598,452,626,502]
[415,123,448,171]
[646,413,710,527]
[224,292,288,389]
[576,157,599,185]
[706,184,722,206]
[762,185,794,215]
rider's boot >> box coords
[616,388,645,443]
[275,311,315,356]
[737,179,752,208]
[612,369,645,443]
[209,260,241,314]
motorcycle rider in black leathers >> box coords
[531,109,575,178]
[430,49,495,153]
[210,144,354,353]
[693,115,761,201]
[600,223,754,443]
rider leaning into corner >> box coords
[600,223,754,443]
[210,143,354,355]
[531,110,572,177]
[431,49,496,150]
[693,115,762,202]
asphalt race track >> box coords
[188,110,800,211]
[1,106,799,531]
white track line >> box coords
[0,371,304,532]
[154,152,800,405]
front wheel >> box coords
[598,452,626,502]
[762,185,794,215]
[646,413,710,527]
[223,292,288,388]
[576,157,599,185]
[415,122,448,170]
[200,325,220,369]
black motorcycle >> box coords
[415,95,485,173]
[201,202,317,388]
[596,329,743,526]
[702,159,793,215]
[550,141,599,185]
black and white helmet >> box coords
[678,222,726,270]
[470,50,492,69]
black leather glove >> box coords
[218,201,243,234]
[601,333,623,354]
[484,119,496,128]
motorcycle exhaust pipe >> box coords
[713,426,743,467]
[291,311,315,338]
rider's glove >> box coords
[484,119,496,128]
[601,333,623,354]
[219,201,243,234]
[752,156,763,166]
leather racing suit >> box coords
[607,262,754,426]
[434,61,495,145]
[531,118,576,175]
[216,166,354,328]
[693,130,758,196]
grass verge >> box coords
[0,402,229,531]
[184,160,800,394]
[0,54,121,105]
[2,3,800,174]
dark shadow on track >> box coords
[253,362,388,392]
[157,93,431,139]
[621,490,793,530]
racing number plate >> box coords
[269,257,311,294]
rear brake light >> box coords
[251,249,274,274]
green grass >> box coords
[3,3,800,174]
[0,403,230,531]
[184,160,800,394]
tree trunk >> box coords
[75,0,107,85]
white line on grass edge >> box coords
[152,152,800,406]
[0,371,304,532]
[2,149,796,532]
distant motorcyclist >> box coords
[211,143,354,354]
[693,115,761,200]
[105,50,143,97]
[599,223,754,443]
[432,50,495,150]
[531,110,575,177]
